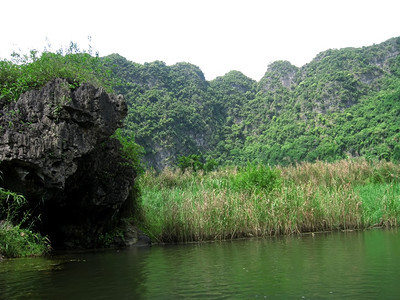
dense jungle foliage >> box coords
[106,36,400,169]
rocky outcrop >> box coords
[0,79,142,248]
[258,60,299,92]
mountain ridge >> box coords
[105,36,400,169]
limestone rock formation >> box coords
[0,78,140,248]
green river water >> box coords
[1,228,400,299]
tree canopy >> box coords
[105,37,400,169]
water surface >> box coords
[1,229,400,299]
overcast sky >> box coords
[1,0,400,80]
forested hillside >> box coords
[106,36,400,169]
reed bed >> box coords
[137,159,400,243]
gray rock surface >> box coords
[0,79,140,248]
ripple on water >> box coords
[1,229,400,299]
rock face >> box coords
[0,78,137,248]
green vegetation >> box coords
[2,36,400,252]
[0,187,50,258]
[107,36,400,169]
[137,159,400,243]
[112,128,145,174]
[0,42,114,102]
[178,154,218,173]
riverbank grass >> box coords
[137,160,400,243]
[0,188,50,258]
[0,222,50,258]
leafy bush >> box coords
[204,159,219,172]
[178,154,219,173]
[0,222,50,258]
[178,154,204,172]
[112,128,145,174]
[231,163,282,193]
[0,42,114,102]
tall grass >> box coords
[137,159,400,243]
[0,188,50,258]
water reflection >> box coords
[1,229,400,299]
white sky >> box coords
[1,0,400,80]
